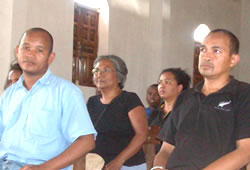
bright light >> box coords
[74,0,102,9]
[193,24,210,43]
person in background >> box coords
[0,27,96,170]
[153,29,250,170]
[88,55,148,170]
[4,62,22,89]
[145,84,161,118]
[144,68,190,170]
[148,68,191,127]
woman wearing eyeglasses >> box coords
[87,55,148,170]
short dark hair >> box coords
[149,84,158,89]
[209,29,239,55]
[147,84,158,91]
[159,68,191,91]
[19,27,54,53]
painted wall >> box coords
[162,0,241,75]
[0,0,14,92]
[239,0,250,83]
[108,0,244,105]
[0,0,249,105]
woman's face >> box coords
[92,59,120,90]
[7,70,22,87]
[158,72,182,101]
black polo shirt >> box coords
[159,78,250,170]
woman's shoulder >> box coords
[120,91,142,103]
[87,94,101,104]
[119,91,144,109]
[121,90,139,98]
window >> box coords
[192,24,210,86]
[73,3,99,87]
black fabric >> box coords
[158,78,250,170]
[147,105,171,154]
[148,105,171,128]
[87,91,145,166]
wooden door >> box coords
[192,43,204,87]
[73,4,99,87]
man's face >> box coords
[16,31,54,77]
[199,32,236,80]
[146,86,161,108]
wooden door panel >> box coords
[73,4,99,87]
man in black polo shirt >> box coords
[152,29,250,170]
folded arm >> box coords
[152,141,174,170]
[21,134,95,170]
[204,138,250,170]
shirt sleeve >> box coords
[61,85,97,143]
[158,111,177,145]
[157,90,189,145]
[126,92,144,112]
[235,84,250,140]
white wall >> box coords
[0,0,14,93]
[4,0,74,82]
[108,0,164,105]
[239,0,250,83]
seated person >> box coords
[87,55,148,170]
[145,84,161,118]
[0,27,96,170]
[153,29,250,170]
[148,68,190,127]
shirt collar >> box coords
[16,69,52,88]
[194,77,237,95]
[37,69,52,85]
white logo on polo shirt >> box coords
[218,100,231,108]
[215,100,232,111]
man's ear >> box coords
[230,54,240,68]
[48,52,56,65]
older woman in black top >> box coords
[87,55,148,170]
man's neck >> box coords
[23,73,44,90]
[202,76,231,96]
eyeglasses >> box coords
[92,68,115,75]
